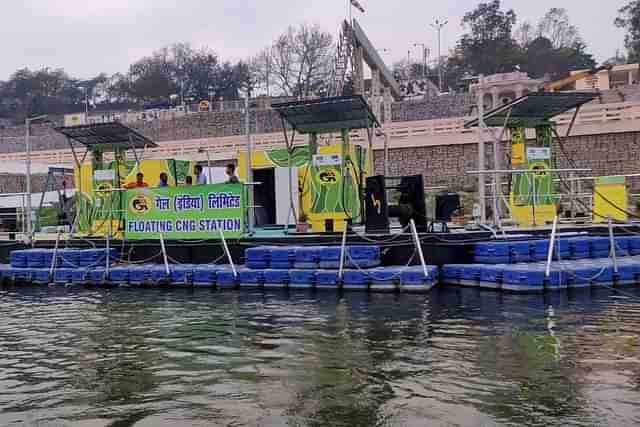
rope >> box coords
[345,249,418,281]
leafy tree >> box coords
[453,0,522,76]
[616,1,640,62]
[521,37,595,80]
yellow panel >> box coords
[75,163,94,198]
[512,143,525,166]
[509,194,556,226]
[308,212,350,232]
[594,177,627,223]
[123,160,176,188]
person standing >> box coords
[158,172,169,187]
[194,165,207,185]
[225,163,239,184]
[123,172,149,189]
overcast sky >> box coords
[0,0,630,80]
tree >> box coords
[537,8,580,49]
[515,21,535,48]
[0,67,85,120]
[454,1,522,77]
[127,51,177,102]
[616,1,640,62]
[521,37,595,81]
[255,24,334,97]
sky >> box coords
[0,0,630,80]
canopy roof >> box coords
[465,91,598,128]
[272,95,380,134]
[55,122,156,151]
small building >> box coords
[572,64,640,91]
[470,72,542,111]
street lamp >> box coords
[413,43,429,80]
[431,19,448,92]
[25,114,48,242]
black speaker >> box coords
[365,175,389,233]
[396,175,427,233]
[435,193,461,222]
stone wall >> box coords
[373,131,640,191]
[0,95,474,154]
[0,174,72,194]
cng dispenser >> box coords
[306,129,366,233]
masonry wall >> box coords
[0,95,475,154]
[0,174,71,194]
[373,132,640,191]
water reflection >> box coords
[0,285,639,426]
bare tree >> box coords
[537,8,580,49]
[515,21,535,47]
[255,24,334,98]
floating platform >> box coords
[1,246,438,294]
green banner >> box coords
[125,183,244,240]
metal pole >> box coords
[338,221,348,280]
[49,231,61,281]
[423,48,427,81]
[410,219,429,278]
[477,75,486,223]
[159,233,170,277]
[437,26,442,92]
[608,216,619,274]
[25,119,32,242]
[245,96,254,234]
[105,219,111,277]
[206,149,212,184]
[531,174,537,227]
[545,216,559,278]
[383,130,389,177]
[85,88,89,118]
[218,227,237,278]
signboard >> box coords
[64,113,87,127]
[313,154,342,167]
[93,169,116,181]
[125,183,244,240]
[526,147,551,161]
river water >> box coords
[1,286,639,427]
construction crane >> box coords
[542,64,613,92]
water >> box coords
[1,286,640,427]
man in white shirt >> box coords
[194,165,207,185]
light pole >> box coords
[413,43,428,80]
[25,114,48,241]
[431,19,448,92]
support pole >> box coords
[49,230,61,281]
[159,233,170,277]
[338,221,348,280]
[218,228,237,279]
[25,120,32,243]
[245,95,254,235]
[477,75,487,223]
[531,174,537,227]
[608,216,619,274]
[545,216,559,278]
[410,219,429,278]
[383,129,389,177]
[105,219,112,277]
